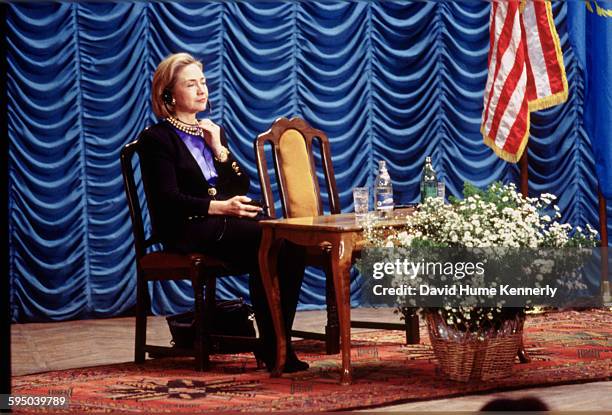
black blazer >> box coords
[137,120,249,244]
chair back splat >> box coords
[255,117,340,219]
[120,141,148,260]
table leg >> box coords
[330,237,354,385]
[324,269,340,355]
[258,228,286,376]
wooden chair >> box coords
[254,117,419,354]
[120,139,259,371]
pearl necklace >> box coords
[166,116,203,136]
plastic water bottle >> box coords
[420,156,438,203]
[375,160,394,218]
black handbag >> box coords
[166,298,257,353]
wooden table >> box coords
[258,209,414,385]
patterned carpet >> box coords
[12,309,611,413]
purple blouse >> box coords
[172,127,218,186]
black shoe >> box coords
[285,352,309,373]
[260,350,309,373]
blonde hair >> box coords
[151,53,203,119]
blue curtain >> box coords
[7,1,603,322]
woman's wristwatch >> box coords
[214,146,230,163]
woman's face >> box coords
[172,63,208,116]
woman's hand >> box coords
[198,118,223,156]
[208,196,262,218]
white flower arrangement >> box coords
[365,182,599,335]
[382,182,597,250]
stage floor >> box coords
[11,307,612,412]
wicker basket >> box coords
[426,312,525,382]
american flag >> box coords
[482,0,568,163]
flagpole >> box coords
[519,151,528,197]
[516,150,531,363]
[598,189,608,247]
[598,189,610,304]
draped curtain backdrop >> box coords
[7,1,603,322]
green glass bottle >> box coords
[420,156,437,203]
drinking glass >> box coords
[353,187,369,218]
[437,180,445,201]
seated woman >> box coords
[138,52,308,372]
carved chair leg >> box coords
[192,272,209,371]
[324,263,340,355]
[134,274,148,364]
[200,275,217,371]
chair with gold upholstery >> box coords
[254,117,418,354]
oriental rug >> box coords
[12,309,611,413]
